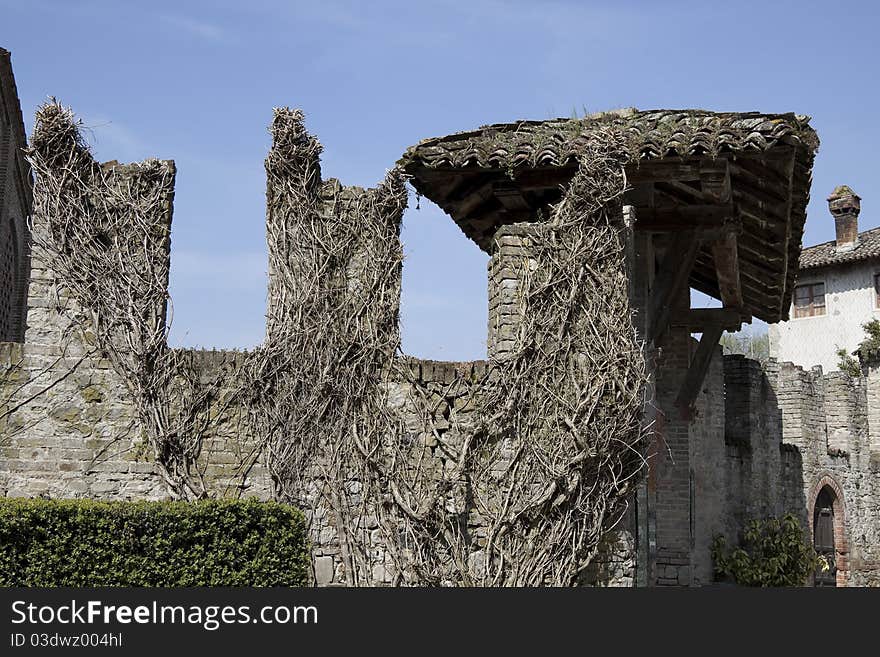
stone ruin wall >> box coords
[591,339,880,587]
[2,208,645,586]
[6,169,880,586]
[2,104,878,587]
[4,220,880,585]
[0,200,522,585]
[685,353,880,586]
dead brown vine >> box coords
[22,102,647,586]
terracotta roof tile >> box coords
[799,226,880,269]
[400,108,818,171]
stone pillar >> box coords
[649,283,693,586]
[487,223,539,360]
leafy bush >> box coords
[711,514,823,587]
[0,498,310,586]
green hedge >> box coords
[0,498,310,586]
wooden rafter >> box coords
[675,323,725,412]
[670,307,749,332]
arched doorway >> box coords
[813,487,836,587]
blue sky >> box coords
[3,0,879,359]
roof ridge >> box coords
[801,224,880,253]
[799,224,880,270]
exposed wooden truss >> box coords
[408,150,801,325]
[675,324,725,413]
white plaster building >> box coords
[770,186,880,372]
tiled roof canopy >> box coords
[799,226,880,270]
[400,108,819,323]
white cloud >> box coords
[160,14,231,43]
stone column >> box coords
[487,223,539,360]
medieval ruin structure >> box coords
[1,48,878,586]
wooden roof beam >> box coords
[700,159,731,204]
[455,182,498,219]
[493,183,532,211]
[634,204,737,232]
[731,155,790,188]
[670,307,750,332]
[509,166,576,191]
[711,232,744,309]
[675,323,725,415]
[627,157,729,184]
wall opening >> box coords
[809,476,848,587]
[400,196,488,362]
[813,486,836,587]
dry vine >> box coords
[237,107,408,584]
[23,102,647,586]
[26,100,237,499]
[372,134,646,586]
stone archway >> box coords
[807,475,848,587]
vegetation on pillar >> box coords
[25,101,232,500]
[240,107,408,584]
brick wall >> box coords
[0,49,31,343]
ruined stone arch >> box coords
[807,474,848,586]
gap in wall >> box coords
[400,196,489,362]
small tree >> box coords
[857,319,880,365]
[712,514,825,586]
[719,329,770,364]
[836,347,862,377]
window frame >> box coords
[874,272,880,309]
[792,281,827,319]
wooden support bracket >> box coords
[670,307,750,332]
[675,323,725,413]
[711,232,744,309]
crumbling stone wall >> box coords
[0,342,272,501]
[772,361,880,586]
[683,355,880,586]
[3,95,877,586]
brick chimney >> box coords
[828,185,860,252]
